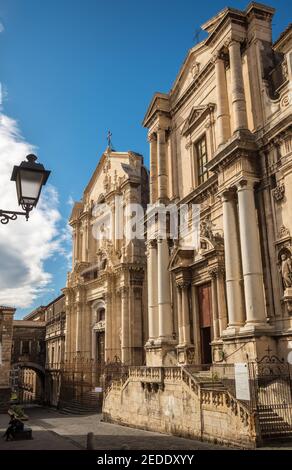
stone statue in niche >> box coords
[280,252,292,289]
[200,217,214,241]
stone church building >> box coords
[4,1,291,447]
[64,147,149,366]
[104,3,292,447]
[142,2,292,367]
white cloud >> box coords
[0,113,68,308]
[0,23,4,34]
[67,194,74,207]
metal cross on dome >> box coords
[107,130,112,149]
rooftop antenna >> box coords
[193,28,201,45]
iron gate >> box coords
[58,357,128,412]
[249,355,292,439]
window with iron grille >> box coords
[195,136,208,185]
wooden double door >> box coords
[197,283,212,365]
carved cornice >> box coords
[179,173,218,206]
[93,320,105,331]
[272,183,285,202]
[277,225,290,240]
[206,130,258,175]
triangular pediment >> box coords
[142,93,170,128]
[181,103,215,136]
[69,201,84,223]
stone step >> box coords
[59,403,99,410]
[59,403,100,415]
[261,430,292,437]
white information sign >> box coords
[234,362,250,401]
[94,387,103,393]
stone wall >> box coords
[103,370,257,448]
[0,307,15,412]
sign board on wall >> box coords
[234,363,250,401]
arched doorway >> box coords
[91,300,106,364]
[11,363,45,405]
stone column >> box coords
[209,269,220,340]
[157,128,168,203]
[149,133,158,203]
[237,180,267,327]
[147,240,158,341]
[121,287,130,364]
[111,201,116,250]
[176,285,183,344]
[216,269,228,335]
[104,293,112,362]
[191,284,200,363]
[222,190,245,330]
[228,39,248,131]
[157,238,172,341]
[91,328,96,361]
[75,303,82,352]
[214,52,230,146]
[181,283,191,344]
[72,229,77,265]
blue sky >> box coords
[0,0,289,318]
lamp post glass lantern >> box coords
[0,154,51,224]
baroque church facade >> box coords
[6,1,292,447]
[103,3,292,447]
[142,2,292,367]
[64,148,149,366]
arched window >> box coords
[98,308,105,322]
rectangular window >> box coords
[195,136,208,185]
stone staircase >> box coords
[192,370,292,441]
[192,370,226,390]
[257,405,292,439]
[59,390,102,415]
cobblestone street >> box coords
[0,406,230,450]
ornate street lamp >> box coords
[0,154,51,224]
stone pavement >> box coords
[0,406,229,450]
[0,409,79,450]
[1,407,291,451]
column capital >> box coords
[225,37,244,49]
[148,133,157,143]
[176,280,190,289]
[156,127,166,143]
[208,264,225,279]
[221,187,236,203]
[212,49,226,63]
[236,178,258,192]
[104,292,112,302]
[118,286,129,297]
[156,125,167,133]
[146,238,157,249]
